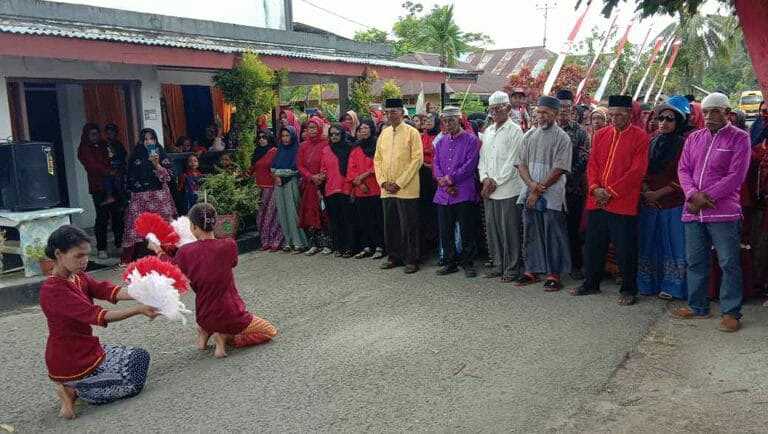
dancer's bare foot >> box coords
[56,384,77,419]
[213,333,228,358]
[196,327,210,350]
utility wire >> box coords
[296,0,376,30]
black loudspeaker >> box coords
[0,142,62,211]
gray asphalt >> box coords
[0,251,666,432]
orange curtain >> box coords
[211,87,233,134]
[161,84,188,148]
[82,84,131,152]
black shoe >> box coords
[569,286,601,296]
[436,265,459,276]
[404,264,420,274]
[464,266,477,278]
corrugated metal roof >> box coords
[0,17,474,75]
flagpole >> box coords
[644,31,676,103]
[542,1,592,96]
[575,10,619,104]
[620,25,652,95]
[593,19,634,103]
[632,35,665,100]
[654,38,683,103]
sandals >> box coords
[569,286,601,296]
[617,294,638,306]
[543,279,562,292]
[515,273,540,287]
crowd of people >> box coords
[52,84,768,418]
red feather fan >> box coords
[122,256,190,294]
[135,213,180,246]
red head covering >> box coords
[302,117,329,146]
[631,101,645,129]
[281,110,302,134]
[689,102,705,130]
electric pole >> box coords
[536,0,557,48]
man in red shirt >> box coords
[570,95,650,306]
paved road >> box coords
[0,251,666,432]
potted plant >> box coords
[25,239,54,276]
[200,173,261,239]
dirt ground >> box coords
[547,301,768,433]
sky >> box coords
[47,0,730,54]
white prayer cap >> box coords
[441,106,461,117]
[701,92,730,109]
[488,91,510,105]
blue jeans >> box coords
[684,221,742,318]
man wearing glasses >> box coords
[374,98,424,274]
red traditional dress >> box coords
[171,238,277,346]
[297,117,329,230]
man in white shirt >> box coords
[480,90,527,282]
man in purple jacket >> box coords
[433,106,480,278]
[674,92,751,332]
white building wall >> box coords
[55,84,94,228]
[0,74,12,142]
[0,56,221,227]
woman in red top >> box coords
[249,130,283,251]
[40,225,158,419]
[298,117,332,255]
[151,203,277,358]
[321,124,356,257]
[419,113,440,257]
[347,119,385,259]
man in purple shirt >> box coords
[433,106,480,278]
[674,92,751,332]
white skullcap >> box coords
[701,92,730,109]
[489,90,510,105]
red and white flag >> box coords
[621,26,652,95]
[632,35,665,100]
[644,32,677,103]
[593,19,634,103]
[575,11,619,104]
[654,38,683,102]
[542,2,592,96]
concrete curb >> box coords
[0,232,261,312]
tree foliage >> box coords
[391,2,493,66]
[213,53,277,170]
[504,64,594,102]
[380,79,403,101]
[350,68,378,115]
[454,91,485,114]
[577,0,723,18]
[353,28,389,44]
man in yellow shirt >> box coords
[374,98,424,274]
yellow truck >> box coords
[739,90,763,119]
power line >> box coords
[296,0,376,30]
[536,0,558,48]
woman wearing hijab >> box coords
[419,112,440,258]
[249,129,284,252]
[121,128,177,263]
[320,124,357,258]
[341,110,360,138]
[271,126,308,253]
[347,119,385,259]
[637,96,691,300]
[297,116,333,255]
[280,109,302,135]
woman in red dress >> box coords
[40,225,158,419]
[151,203,277,358]
[298,117,332,255]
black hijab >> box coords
[251,129,275,164]
[427,113,441,136]
[355,118,378,158]
[329,123,351,176]
[648,109,686,175]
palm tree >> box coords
[415,5,474,67]
[655,12,739,93]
